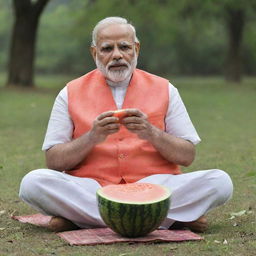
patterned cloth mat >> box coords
[12,213,203,245]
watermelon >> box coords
[97,183,171,237]
[112,109,129,123]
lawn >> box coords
[0,74,255,256]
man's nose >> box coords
[112,47,122,60]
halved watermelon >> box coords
[97,183,171,237]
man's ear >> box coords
[135,42,140,57]
[90,46,97,62]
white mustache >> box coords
[107,60,129,69]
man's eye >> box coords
[120,45,130,51]
[101,47,112,52]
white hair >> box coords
[91,16,139,46]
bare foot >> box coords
[48,216,79,232]
[170,216,208,233]
[184,216,208,232]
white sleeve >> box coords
[165,83,201,145]
[42,87,74,151]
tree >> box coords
[165,0,256,82]
[7,0,50,87]
[223,3,246,83]
[219,0,256,82]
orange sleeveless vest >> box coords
[66,69,181,186]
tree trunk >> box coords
[225,7,245,83]
[7,14,38,87]
[7,0,49,87]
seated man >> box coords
[19,16,233,233]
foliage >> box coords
[69,0,228,76]
[36,0,86,74]
[38,0,256,77]
[0,0,256,77]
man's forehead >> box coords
[100,41,132,47]
[96,24,134,45]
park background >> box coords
[0,0,255,255]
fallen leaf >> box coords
[10,210,17,217]
[169,246,178,250]
[230,210,246,218]
[214,240,221,244]
[0,210,6,215]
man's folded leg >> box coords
[19,169,106,230]
[138,169,233,232]
[19,168,233,233]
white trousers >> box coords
[19,169,233,229]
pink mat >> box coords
[12,214,203,245]
[12,213,52,227]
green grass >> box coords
[0,74,255,256]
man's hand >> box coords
[89,111,120,144]
[121,108,195,167]
[46,111,120,171]
[121,109,154,140]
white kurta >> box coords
[42,82,201,151]
[19,78,233,229]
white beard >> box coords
[96,55,137,83]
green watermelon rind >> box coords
[97,185,171,238]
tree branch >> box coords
[32,0,50,16]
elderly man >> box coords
[19,17,233,233]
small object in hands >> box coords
[113,109,129,123]
[97,182,171,238]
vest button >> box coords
[118,153,125,159]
